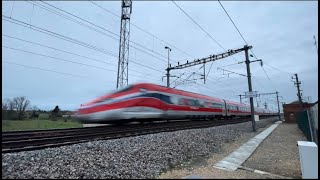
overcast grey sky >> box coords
[2,1,318,111]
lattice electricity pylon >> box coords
[117,0,132,89]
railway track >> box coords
[2,118,253,153]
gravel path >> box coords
[2,118,277,179]
[242,123,307,178]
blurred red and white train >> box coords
[75,83,277,123]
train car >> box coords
[75,83,276,123]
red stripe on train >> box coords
[79,98,224,114]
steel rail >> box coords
[2,117,273,153]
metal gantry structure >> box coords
[116,0,132,89]
[258,92,281,121]
[166,45,260,132]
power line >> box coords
[34,2,200,76]
[171,1,268,92]
[51,0,200,76]
[217,0,248,45]
[37,1,174,64]
[264,62,293,75]
[3,45,117,72]
[217,1,275,92]
[3,61,95,80]
[3,15,118,56]
[2,16,165,74]
[2,34,163,78]
[3,34,115,66]
[5,2,264,96]
[3,45,162,82]
[24,0,169,66]
[90,1,197,60]
[33,1,202,78]
[172,1,224,50]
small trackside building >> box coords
[283,100,315,123]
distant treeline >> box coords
[2,96,74,120]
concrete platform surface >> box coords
[213,122,280,171]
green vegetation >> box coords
[2,119,83,132]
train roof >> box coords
[224,100,249,107]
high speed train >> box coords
[75,83,277,123]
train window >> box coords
[197,100,205,107]
[192,99,198,106]
[188,99,196,106]
[178,98,185,105]
[206,101,211,108]
[183,98,189,105]
[160,94,173,104]
[143,93,161,100]
[212,103,222,108]
[170,96,179,105]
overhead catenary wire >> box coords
[171,1,268,92]
[218,0,278,92]
[217,0,248,45]
[3,61,97,80]
[89,0,197,60]
[4,1,260,97]
[3,45,162,82]
[2,34,164,77]
[23,0,170,66]
[2,16,165,74]
[37,0,177,64]
[36,0,200,75]
[42,0,224,90]
[24,0,194,75]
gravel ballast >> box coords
[2,118,277,179]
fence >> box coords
[296,103,318,144]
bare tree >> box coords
[2,99,10,111]
[8,99,16,111]
[13,96,30,120]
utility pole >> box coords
[244,45,256,132]
[238,94,245,104]
[292,73,303,109]
[116,0,132,89]
[165,46,172,88]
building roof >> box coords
[289,100,301,104]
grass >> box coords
[2,119,83,132]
